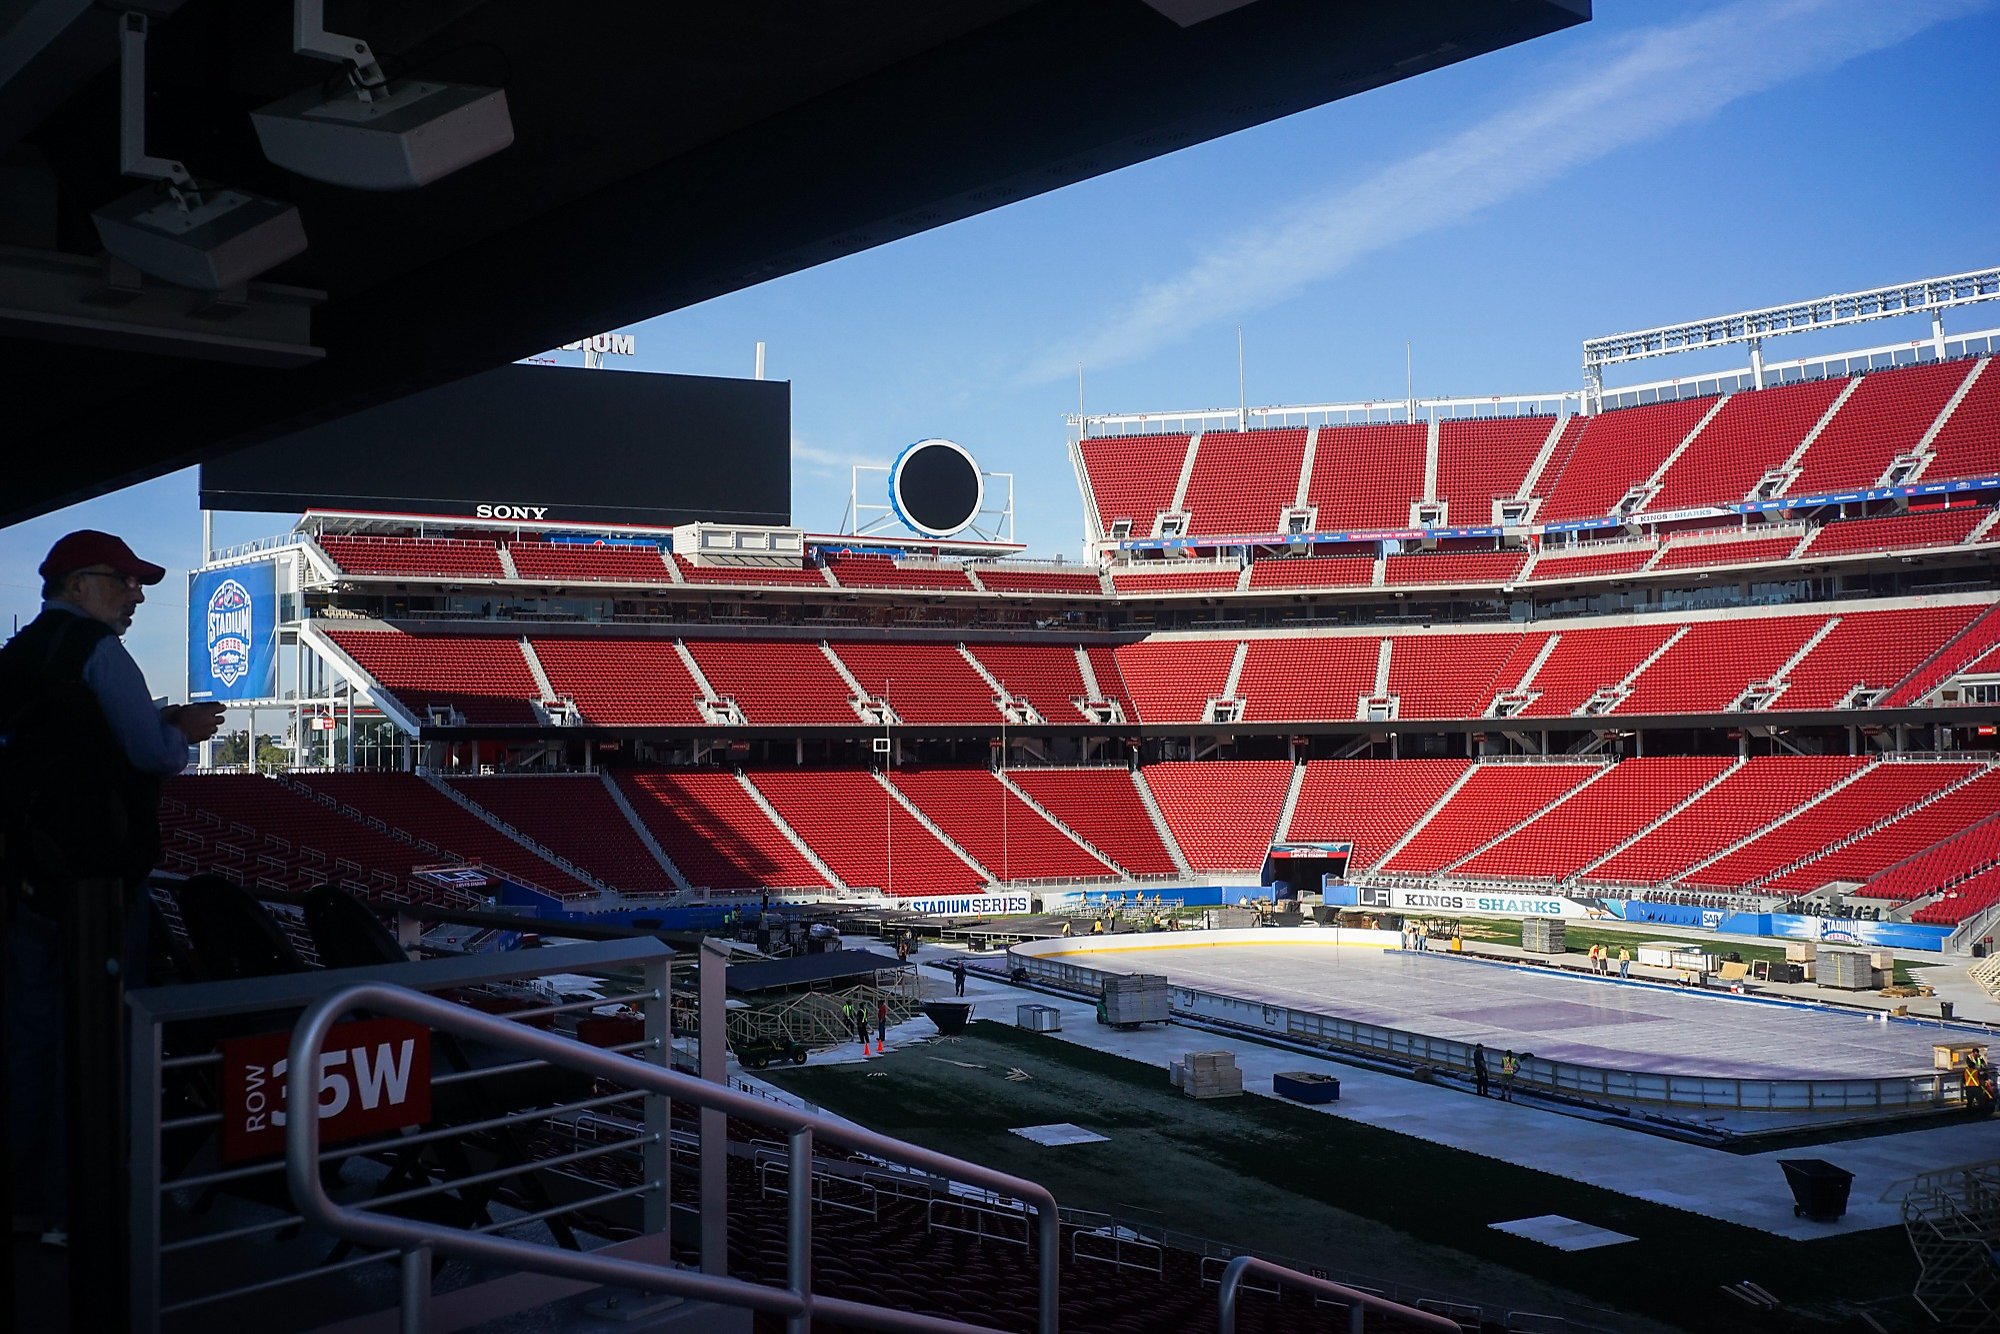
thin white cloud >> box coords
[790,439,887,478]
[1030,0,1989,380]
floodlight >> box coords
[251,0,513,191]
[91,14,306,292]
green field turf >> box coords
[768,1021,1928,1334]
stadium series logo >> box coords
[206,578,254,688]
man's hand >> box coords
[166,701,227,744]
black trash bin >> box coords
[1940,1000,1956,1021]
[1779,1158,1853,1222]
[923,1000,974,1036]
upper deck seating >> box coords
[825,555,977,592]
[672,555,830,586]
[1236,637,1377,723]
[1008,768,1181,875]
[1140,760,1292,872]
[684,639,858,724]
[1800,508,1989,559]
[1380,764,1598,874]
[1525,543,1657,582]
[530,637,707,726]
[968,644,1099,723]
[833,642,1004,724]
[1456,757,1732,881]
[1534,397,1713,524]
[506,541,672,584]
[1387,631,1546,720]
[1516,624,1677,717]
[325,629,541,725]
[1380,551,1526,586]
[295,772,598,899]
[1109,568,1242,594]
[1302,423,1427,531]
[890,770,1113,882]
[317,534,505,579]
[1078,434,1191,538]
[1244,554,1375,589]
[973,567,1104,594]
[1435,417,1552,524]
[751,770,986,895]
[1178,429,1309,537]
[1584,757,1866,886]
[1921,361,1999,482]
[614,770,829,891]
[1790,360,1972,496]
[448,775,672,892]
[1776,606,1982,710]
[1648,378,1845,512]
[1685,762,1977,889]
[1616,616,1824,716]
[1285,759,1470,873]
[1112,640,1236,723]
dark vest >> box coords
[0,608,162,889]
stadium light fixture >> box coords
[92,13,307,292]
[251,0,514,191]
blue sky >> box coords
[5,0,1997,699]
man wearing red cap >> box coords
[2,530,224,1246]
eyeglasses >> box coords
[75,571,144,590]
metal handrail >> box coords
[1216,1255,1458,1333]
[285,982,1062,1333]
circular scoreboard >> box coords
[889,438,983,539]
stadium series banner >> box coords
[188,561,278,702]
[900,892,1033,917]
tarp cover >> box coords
[726,948,902,994]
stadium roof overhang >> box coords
[0,0,1589,527]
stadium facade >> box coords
[179,270,2000,955]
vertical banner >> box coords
[188,561,279,701]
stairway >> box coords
[1130,769,1194,877]
[872,771,994,882]
[598,773,694,894]
[735,773,847,891]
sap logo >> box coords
[560,333,636,356]
[475,504,550,520]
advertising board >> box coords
[188,561,278,702]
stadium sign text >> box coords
[475,504,550,520]
[900,892,1032,917]
[1388,886,1611,920]
[217,1017,431,1163]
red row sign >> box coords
[218,1018,432,1163]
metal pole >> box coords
[698,941,728,1274]
[400,1246,432,1334]
[786,1127,813,1334]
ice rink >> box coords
[1080,940,1947,1080]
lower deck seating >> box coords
[891,770,1114,882]
[1007,768,1182,875]
[1284,760,1470,873]
[446,775,671,893]
[1141,760,1292,871]
[1585,757,1865,886]
[752,769,987,895]
[294,772,599,899]
[614,770,828,892]
[1380,765,1598,874]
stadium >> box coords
[4,3,1999,1334]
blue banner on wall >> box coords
[188,562,278,702]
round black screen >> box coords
[891,439,982,538]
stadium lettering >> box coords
[559,333,636,356]
[207,603,252,644]
[476,504,550,520]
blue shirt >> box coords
[43,599,191,778]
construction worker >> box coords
[1617,946,1631,979]
[1499,1050,1519,1102]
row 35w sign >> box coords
[218,1018,432,1163]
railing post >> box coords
[699,939,728,1273]
[787,1127,813,1334]
[400,1245,432,1334]
[68,876,132,1333]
